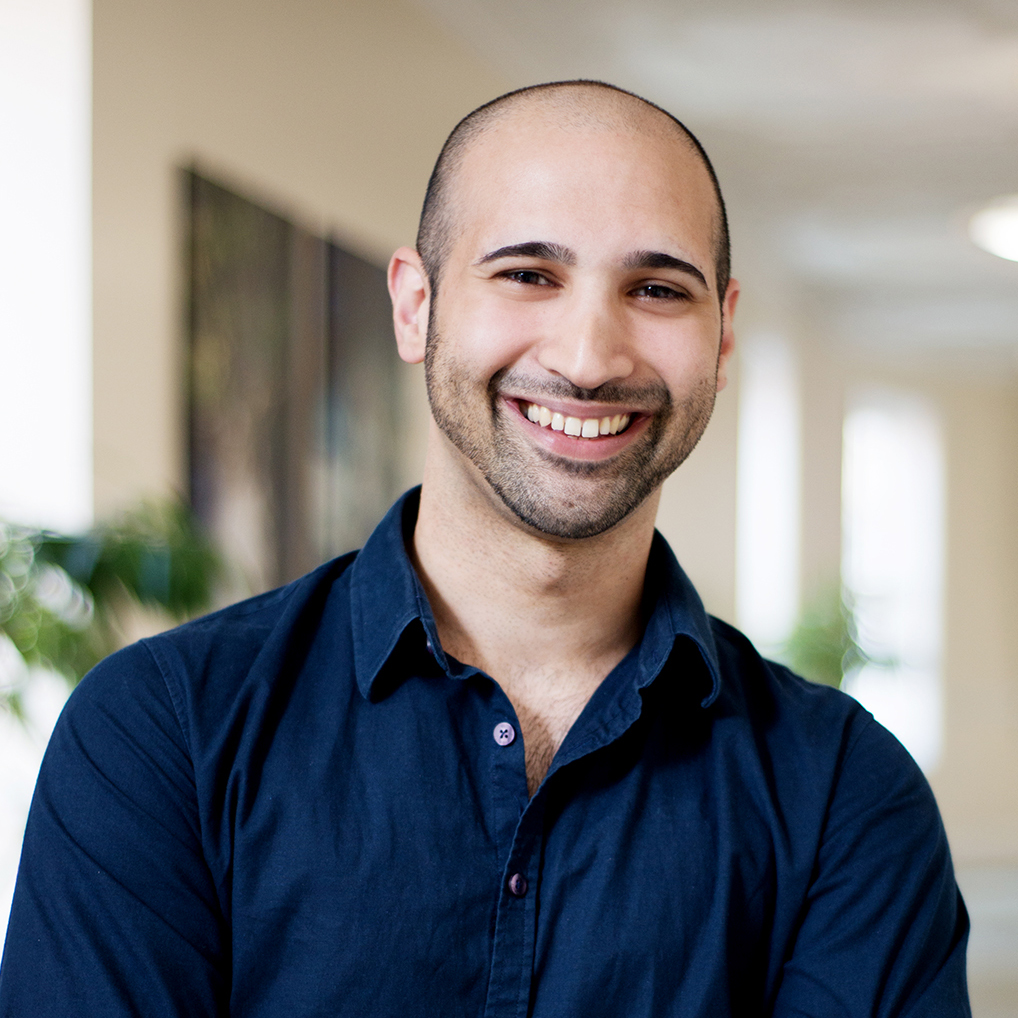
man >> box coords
[1,81,969,1016]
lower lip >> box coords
[503,399,650,461]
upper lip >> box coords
[504,394,647,420]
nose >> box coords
[535,285,635,391]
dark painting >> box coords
[186,170,404,594]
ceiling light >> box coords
[969,196,1018,262]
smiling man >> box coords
[0,82,969,1017]
[388,84,740,798]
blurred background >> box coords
[1,0,1017,1011]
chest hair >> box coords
[508,681,600,797]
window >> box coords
[736,332,802,656]
[841,388,945,773]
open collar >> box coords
[349,487,721,707]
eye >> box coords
[502,269,554,286]
[631,283,689,301]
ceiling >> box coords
[411,0,1018,371]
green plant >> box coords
[781,585,872,688]
[0,500,220,718]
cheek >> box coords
[448,295,552,373]
[640,321,723,393]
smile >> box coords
[518,401,633,440]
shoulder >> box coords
[146,550,357,683]
[62,550,360,754]
[706,613,871,745]
[700,615,935,837]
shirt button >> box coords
[493,722,516,746]
[425,635,434,656]
[508,873,528,897]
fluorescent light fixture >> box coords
[969,195,1018,262]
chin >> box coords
[483,461,666,540]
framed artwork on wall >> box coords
[185,169,404,595]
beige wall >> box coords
[656,367,739,625]
[93,0,507,515]
[798,332,844,600]
[933,376,1018,862]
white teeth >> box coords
[521,402,633,439]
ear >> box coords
[388,247,431,365]
[714,278,739,393]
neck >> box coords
[411,430,659,693]
[411,427,662,795]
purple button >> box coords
[493,722,515,747]
[508,873,528,897]
[425,635,434,656]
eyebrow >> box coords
[476,241,576,266]
[623,250,708,290]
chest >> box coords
[511,685,594,796]
[496,664,607,796]
[210,683,809,1018]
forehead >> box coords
[448,109,719,273]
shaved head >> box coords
[416,80,730,302]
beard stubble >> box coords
[424,319,720,540]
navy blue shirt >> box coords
[1,488,969,1016]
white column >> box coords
[736,331,802,656]
[0,0,92,533]
[841,388,945,773]
[0,0,90,937]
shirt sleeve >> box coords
[0,641,228,1017]
[772,713,971,1018]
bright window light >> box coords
[841,389,945,773]
[0,0,90,936]
[736,332,801,656]
[969,195,1018,263]
[0,0,92,533]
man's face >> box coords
[422,114,737,540]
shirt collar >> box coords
[636,530,722,708]
[349,487,722,707]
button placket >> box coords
[487,704,528,872]
[484,825,541,1018]
[483,696,542,1018]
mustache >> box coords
[490,368,673,412]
